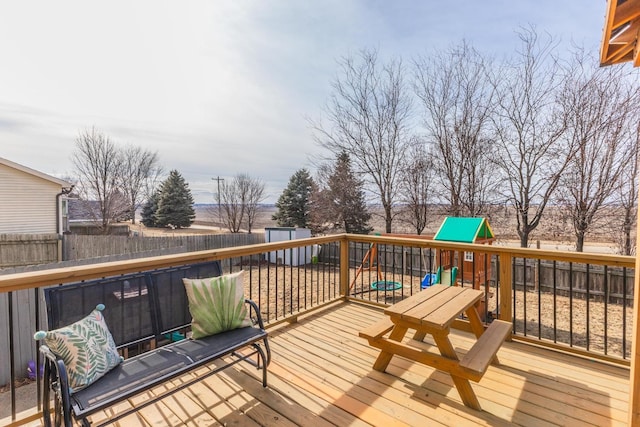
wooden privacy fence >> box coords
[0,234,59,268]
[512,258,634,303]
[63,233,264,260]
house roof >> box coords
[600,0,640,66]
[0,157,73,188]
[433,217,494,243]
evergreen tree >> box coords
[327,152,373,234]
[272,169,314,228]
[140,190,160,227]
[155,170,195,228]
[336,153,373,234]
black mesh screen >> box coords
[43,261,222,347]
[43,273,154,347]
[150,261,222,335]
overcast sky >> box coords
[0,1,612,203]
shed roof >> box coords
[433,217,494,243]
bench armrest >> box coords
[245,299,266,329]
[244,298,271,368]
[40,345,71,391]
[40,344,74,425]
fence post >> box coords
[340,236,350,298]
[499,251,513,324]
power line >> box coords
[211,176,225,227]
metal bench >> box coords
[38,261,271,427]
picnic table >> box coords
[359,284,511,410]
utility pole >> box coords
[212,176,224,227]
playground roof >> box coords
[433,217,494,243]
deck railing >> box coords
[0,233,635,425]
[343,234,635,361]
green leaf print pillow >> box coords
[183,270,252,339]
[33,304,123,392]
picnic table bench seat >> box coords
[459,319,511,380]
[358,317,395,341]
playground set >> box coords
[350,217,495,314]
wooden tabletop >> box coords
[384,284,484,331]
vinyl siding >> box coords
[0,164,62,234]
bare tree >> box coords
[557,52,640,251]
[399,142,435,235]
[118,145,161,224]
[242,175,266,233]
[72,128,128,233]
[219,178,245,233]
[219,174,266,233]
[308,162,331,234]
[614,128,638,255]
[312,49,413,233]
[414,41,500,218]
[491,27,571,247]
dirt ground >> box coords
[240,263,631,359]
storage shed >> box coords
[266,227,312,266]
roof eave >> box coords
[0,156,73,188]
[601,0,640,66]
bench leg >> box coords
[432,331,481,410]
[372,325,408,372]
[252,343,269,387]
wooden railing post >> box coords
[340,236,350,298]
[498,252,513,325]
[629,191,640,425]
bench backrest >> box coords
[149,262,222,336]
[43,261,222,348]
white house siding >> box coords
[0,163,62,234]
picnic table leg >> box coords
[412,330,427,341]
[372,325,408,372]
[432,331,482,410]
[466,305,485,338]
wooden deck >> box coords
[22,301,630,426]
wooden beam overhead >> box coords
[634,27,640,67]
[610,41,635,64]
[599,2,640,425]
[601,0,640,66]
[601,0,618,65]
[613,0,640,28]
[610,20,640,44]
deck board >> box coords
[18,300,630,426]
